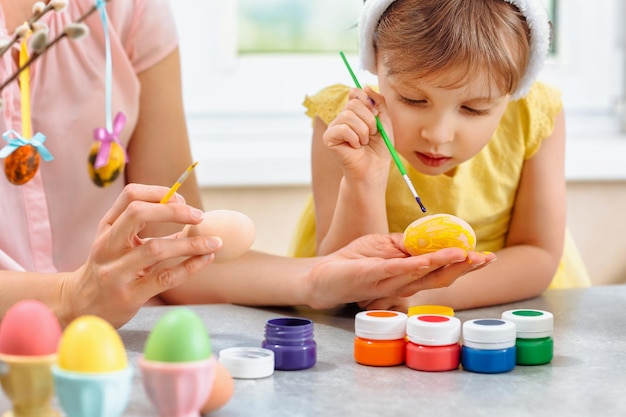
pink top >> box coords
[0,0,178,272]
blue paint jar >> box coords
[461,319,516,374]
[262,317,316,370]
[501,309,554,365]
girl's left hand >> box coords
[304,233,496,310]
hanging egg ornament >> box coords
[88,140,126,187]
[4,144,40,185]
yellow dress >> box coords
[289,82,591,289]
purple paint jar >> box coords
[262,317,317,370]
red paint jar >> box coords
[405,314,461,372]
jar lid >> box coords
[462,319,516,350]
[406,314,461,346]
[218,347,274,379]
[408,305,454,317]
[501,309,553,338]
[355,310,407,340]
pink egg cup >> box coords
[0,353,59,417]
[138,355,216,417]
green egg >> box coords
[143,308,212,362]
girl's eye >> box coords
[399,96,426,106]
[462,106,490,116]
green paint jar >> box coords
[501,309,553,365]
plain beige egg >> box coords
[183,209,256,262]
[200,360,235,414]
[403,213,476,256]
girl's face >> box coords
[377,62,510,176]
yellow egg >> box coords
[200,361,234,414]
[183,210,256,263]
[58,315,127,373]
[87,141,126,188]
[403,213,476,256]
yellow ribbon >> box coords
[19,36,31,139]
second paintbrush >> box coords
[339,51,426,213]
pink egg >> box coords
[0,300,62,356]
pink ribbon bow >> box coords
[93,111,128,169]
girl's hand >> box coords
[60,184,221,328]
[323,87,394,183]
[304,233,496,310]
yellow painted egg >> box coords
[4,144,40,185]
[57,315,127,373]
[403,213,476,256]
[200,360,234,414]
[87,141,125,188]
[183,210,256,263]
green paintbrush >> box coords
[339,51,426,212]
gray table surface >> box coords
[1,285,625,416]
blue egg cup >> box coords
[52,365,133,417]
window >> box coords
[171,0,626,186]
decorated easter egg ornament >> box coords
[88,3,127,188]
[88,113,127,188]
[403,213,476,256]
[0,38,53,185]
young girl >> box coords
[290,0,591,311]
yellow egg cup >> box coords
[0,353,60,417]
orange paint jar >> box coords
[354,311,407,367]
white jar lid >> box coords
[501,309,553,338]
[355,310,407,340]
[406,314,461,346]
[462,319,516,350]
[218,347,274,379]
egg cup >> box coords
[51,365,133,417]
[139,355,216,417]
[0,353,59,417]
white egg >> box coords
[183,210,256,262]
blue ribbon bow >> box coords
[0,130,54,161]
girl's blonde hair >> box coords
[373,0,531,96]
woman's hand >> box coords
[323,87,394,183]
[305,233,496,311]
[59,184,221,328]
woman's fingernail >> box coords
[190,208,204,219]
[206,237,222,250]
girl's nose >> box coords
[421,115,453,146]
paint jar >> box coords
[354,310,407,366]
[408,305,455,317]
[461,319,516,374]
[262,317,316,371]
[406,314,461,372]
[501,309,554,365]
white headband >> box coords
[358,0,550,99]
